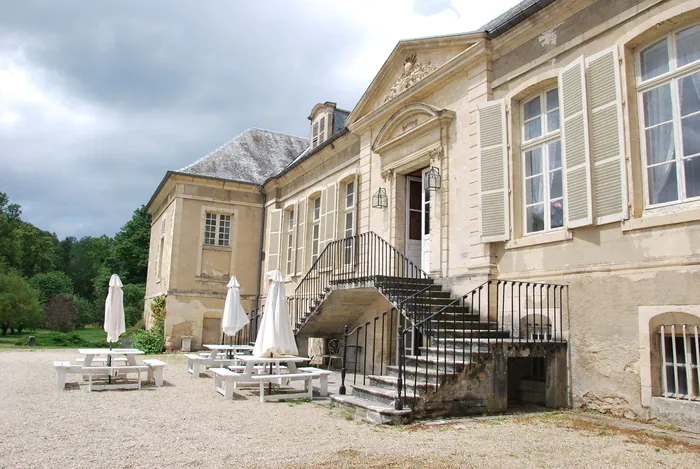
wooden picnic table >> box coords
[78,348,144,366]
[202,344,253,359]
[76,348,146,391]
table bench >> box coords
[143,359,167,386]
[76,357,127,365]
[185,353,239,377]
[84,365,149,391]
[298,367,333,397]
[211,368,243,399]
[54,361,88,390]
[250,373,314,402]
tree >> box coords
[0,272,43,336]
[122,283,146,327]
[29,271,74,306]
[104,206,151,285]
[44,294,79,333]
[64,235,113,301]
[73,295,99,326]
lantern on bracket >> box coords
[372,188,388,209]
[424,166,441,191]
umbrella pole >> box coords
[108,341,112,384]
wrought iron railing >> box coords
[339,279,568,411]
[290,231,428,332]
[338,285,436,396]
[224,299,265,346]
[398,280,567,408]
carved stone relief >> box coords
[384,53,438,103]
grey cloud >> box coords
[0,1,364,238]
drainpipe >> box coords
[254,186,267,312]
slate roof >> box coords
[479,0,554,36]
[178,128,308,185]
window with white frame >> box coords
[343,180,355,265]
[203,212,231,247]
[638,23,700,207]
[659,324,699,400]
[285,208,295,276]
[311,197,321,264]
[521,87,563,234]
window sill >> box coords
[505,229,572,250]
[202,245,231,251]
[622,207,700,232]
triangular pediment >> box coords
[346,33,483,129]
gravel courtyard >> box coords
[0,350,697,469]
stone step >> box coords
[386,365,460,383]
[367,374,437,393]
[351,384,400,406]
[403,354,475,370]
[420,344,491,358]
[424,320,496,330]
[433,336,513,349]
[329,393,412,425]
[380,285,446,296]
[430,329,511,339]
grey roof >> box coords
[480,0,554,35]
[178,128,308,185]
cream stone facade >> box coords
[146,0,700,427]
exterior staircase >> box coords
[288,232,568,424]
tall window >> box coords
[204,213,231,247]
[343,181,355,265]
[659,324,699,400]
[638,23,700,207]
[285,208,295,276]
[521,87,563,234]
[311,197,321,264]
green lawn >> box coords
[0,327,112,349]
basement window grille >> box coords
[659,324,700,400]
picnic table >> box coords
[211,355,333,401]
[202,344,254,359]
[75,348,148,391]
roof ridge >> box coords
[247,127,309,142]
[178,127,309,173]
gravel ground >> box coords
[0,349,698,469]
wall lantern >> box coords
[424,166,441,191]
[372,187,388,209]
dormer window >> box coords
[319,116,326,143]
[312,121,319,148]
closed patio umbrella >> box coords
[221,276,249,352]
[104,274,125,347]
[253,270,298,358]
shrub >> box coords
[44,294,79,333]
[0,271,44,335]
[132,295,166,354]
[29,271,73,307]
[73,295,99,326]
[122,283,145,327]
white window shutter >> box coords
[318,187,328,253]
[267,209,283,271]
[295,199,306,275]
[288,204,298,277]
[324,182,338,244]
[560,56,593,228]
[586,47,628,224]
[478,99,510,243]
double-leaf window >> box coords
[204,213,231,247]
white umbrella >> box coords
[253,270,298,357]
[104,274,125,346]
[222,276,248,337]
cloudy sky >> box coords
[0,0,520,239]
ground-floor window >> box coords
[659,324,699,400]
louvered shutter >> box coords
[319,116,326,143]
[586,47,628,224]
[478,99,510,242]
[318,187,328,253]
[324,182,338,244]
[295,199,306,275]
[559,56,593,228]
[267,209,283,271]
[286,205,297,277]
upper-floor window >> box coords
[319,116,326,143]
[204,212,231,247]
[343,181,355,265]
[521,87,563,234]
[311,197,321,264]
[312,122,319,149]
[285,208,295,276]
[638,23,700,207]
